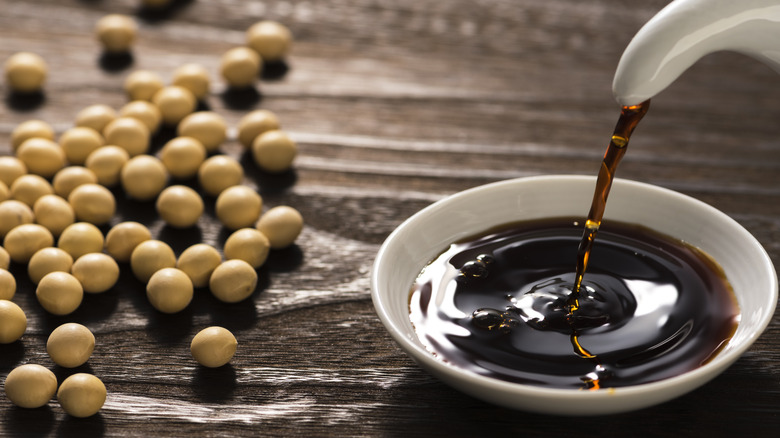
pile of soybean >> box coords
[1,4,302,418]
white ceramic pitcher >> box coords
[613,0,780,106]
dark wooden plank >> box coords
[1,0,780,436]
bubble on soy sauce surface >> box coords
[471,308,518,333]
[476,253,494,265]
[459,260,489,278]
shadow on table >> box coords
[98,52,134,72]
[0,342,25,375]
[376,358,780,437]
[3,406,55,438]
[5,91,45,111]
[189,272,267,332]
[264,245,304,274]
[36,290,121,334]
[239,149,298,195]
[58,413,106,438]
[136,0,195,23]
[261,61,290,81]
[145,305,195,345]
[53,363,97,385]
[220,87,262,110]
[158,224,204,255]
[191,365,237,402]
[3,405,105,438]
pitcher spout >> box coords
[613,0,780,106]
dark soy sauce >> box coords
[408,100,740,389]
[409,219,739,389]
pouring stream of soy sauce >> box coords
[568,100,651,379]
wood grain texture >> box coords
[1,0,779,436]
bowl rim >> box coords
[371,174,778,412]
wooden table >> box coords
[2,0,779,436]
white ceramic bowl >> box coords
[371,175,777,415]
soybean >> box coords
[119,100,162,133]
[197,155,243,196]
[16,137,66,178]
[124,70,164,101]
[47,323,95,368]
[57,373,106,418]
[0,246,9,270]
[209,259,258,303]
[0,156,28,186]
[246,21,292,62]
[177,111,227,152]
[223,228,270,269]
[152,86,196,126]
[130,239,176,283]
[176,243,222,288]
[256,205,304,249]
[11,174,54,207]
[220,47,261,88]
[0,269,15,300]
[146,268,193,313]
[190,326,237,368]
[75,104,117,133]
[251,130,296,173]
[85,145,130,187]
[156,185,204,228]
[4,224,54,263]
[172,63,210,100]
[103,116,150,157]
[58,222,104,260]
[72,253,120,293]
[59,127,105,165]
[69,183,116,225]
[3,364,57,408]
[36,271,84,316]
[96,14,137,53]
[159,136,206,179]
[215,185,262,230]
[4,52,47,93]
[105,221,152,262]
[0,299,26,343]
[53,166,98,199]
[237,109,280,148]
[10,120,54,151]
[0,200,34,238]
[120,155,168,201]
[34,195,75,237]
[28,247,74,285]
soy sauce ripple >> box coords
[409,218,739,389]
